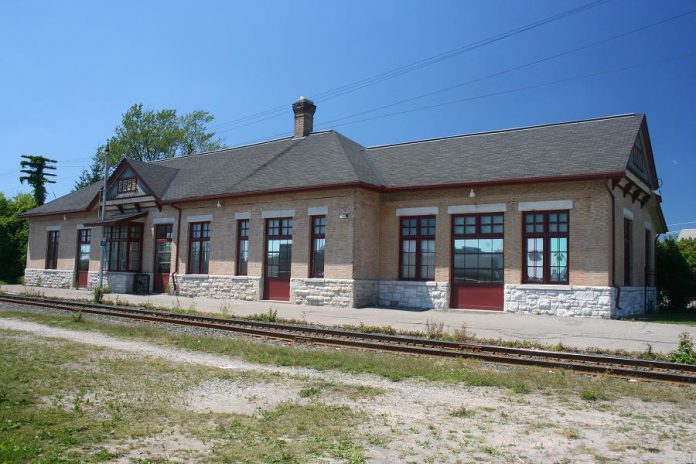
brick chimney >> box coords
[292,96,316,138]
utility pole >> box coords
[19,155,57,205]
[98,143,109,289]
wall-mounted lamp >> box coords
[469,189,476,199]
[63,215,67,221]
[216,200,222,208]
[338,208,351,219]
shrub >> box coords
[670,332,696,365]
[249,307,278,322]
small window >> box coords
[310,216,326,278]
[118,177,137,193]
[523,211,569,284]
[236,219,249,276]
[188,222,211,274]
[46,231,59,269]
[399,216,436,280]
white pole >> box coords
[98,143,109,289]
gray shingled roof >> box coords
[22,181,102,216]
[22,114,645,217]
[366,114,644,187]
[125,158,179,198]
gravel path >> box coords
[2,316,696,463]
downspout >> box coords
[604,179,621,311]
[171,203,183,294]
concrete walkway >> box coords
[2,284,694,354]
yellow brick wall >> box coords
[353,189,381,280]
[26,212,101,273]
[612,180,660,287]
[27,179,653,292]
[373,180,612,286]
[172,188,356,280]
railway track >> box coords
[1,293,695,384]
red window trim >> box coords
[264,217,293,279]
[187,221,211,275]
[398,215,436,281]
[624,218,632,286]
[105,224,144,272]
[521,210,570,285]
[77,229,91,270]
[236,219,249,276]
[118,177,137,193]
[45,230,59,270]
[309,215,326,278]
[451,213,504,239]
[154,224,173,274]
[451,213,505,286]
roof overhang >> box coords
[83,211,148,227]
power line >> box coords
[209,0,610,133]
[319,52,696,130]
[316,8,696,128]
[667,220,696,227]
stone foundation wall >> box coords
[291,279,354,307]
[377,281,449,309]
[88,272,141,294]
[172,274,260,301]
[24,268,73,288]
[504,284,656,318]
[504,284,613,318]
[612,286,657,318]
[354,280,378,307]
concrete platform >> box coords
[2,284,694,354]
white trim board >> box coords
[261,209,295,219]
[185,214,213,223]
[395,207,438,216]
[153,217,176,225]
[45,225,61,231]
[234,212,251,220]
[308,206,328,216]
[447,203,506,214]
[518,200,573,211]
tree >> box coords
[20,155,57,205]
[656,237,696,309]
[0,193,35,282]
[74,104,224,190]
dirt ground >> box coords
[2,317,695,464]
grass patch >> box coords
[0,331,368,463]
[2,308,696,404]
[299,386,322,398]
[450,406,475,418]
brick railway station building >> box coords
[21,98,666,318]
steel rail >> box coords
[0,293,694,384]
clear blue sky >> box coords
[0,0,694,232]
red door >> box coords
[153,224,173,293]
[76,229,91,289]
[264,218,293,301]
[451,214,504,310]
